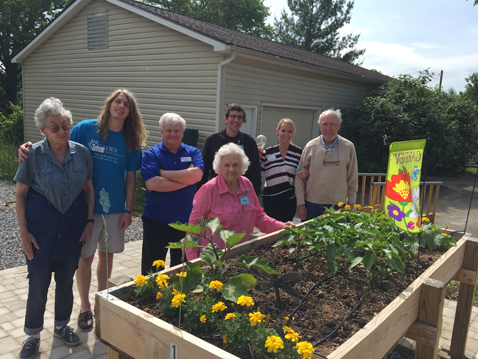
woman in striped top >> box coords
[260,118,309,221]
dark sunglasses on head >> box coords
[44,122,71,133]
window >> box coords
[87,11,108,50]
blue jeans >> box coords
[304,201,338,221]
[24,260,78,335]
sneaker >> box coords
[53,326,80,347]
[78,311,93,331]
[19,336,40,359]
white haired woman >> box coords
[186,143,294,261]
[14,98,94,358]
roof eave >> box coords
[107,0,228,52]
[12,0,94,63]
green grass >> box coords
[0,143,19,182]
[133,171,146,214]
[466,166,477,175]
[446,280,478,307]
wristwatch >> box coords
[87,219,94,223]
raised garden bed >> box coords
[95,226,477,359]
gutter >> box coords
[215,51,237,132]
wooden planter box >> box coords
[95,228,477,359]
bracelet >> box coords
[87,219,94,223]
[124,210,132,214]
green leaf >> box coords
[385,251,406,275]
[221,275,256,302]
[205,217,222,235]
[237,255,269,269]
[225,232,246,247]
[199,243,222,265]
[363,251,375,270]
[218,230,234,245]
[253,264,279,275]
[349,256,363,269]
[169,221,201,234]
[173,265,203,293]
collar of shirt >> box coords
[158,141,185,154]
[39,137,76,163]
[320,135,339,153]
[217,174,248,195]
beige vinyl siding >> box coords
[22,0,222,149]
[223,57,373,137]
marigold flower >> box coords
[446,224,449,229]
[134,275,147,287]
[249,311,266,326]
[225,313,236,320]
[171,293,186,308]
[443,233,448,236]
[422,216,430,223]
[237,295,254,306]
[285,331,302,342]
[344,204,351,210]
[338,208,343,212]
[212,302,227,313]
[209,280,223,291]
[223,333,228,343]
[354,204,362,209]
[265,336,284,353]
[296,341,314,359]
[200,315,206,323]
[283,326,294,334]
[152,260,166,269]
[176,272,187,278]
[156,292,162,300]
[338,202,344,207]
[156,274,170,289]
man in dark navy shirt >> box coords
[199,103,261,194]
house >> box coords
[12,0,391,150]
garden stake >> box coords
[415,134,429,279]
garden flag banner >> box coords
[384,139,426,232]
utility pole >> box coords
[438,70,444,90]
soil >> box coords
[128,244,448,359]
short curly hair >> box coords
[34,97,73,129]
[212,143,250,175]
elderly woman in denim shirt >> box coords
[14,98,94,359]
[186,143,294,261]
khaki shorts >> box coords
[80,213,125,258]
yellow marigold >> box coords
[249,311,266,326]
[422,216,430,223]
[338,208,343,212]
[285,331,302,342]
[223,333,228,343]
[284,316,289,324]
[283,326,294,334]
[152,260,166,269]
[265,336,284,353]
[446,224,449,229]
[344,204,351,210]
[443,233,448,236]
[212,302,227,313]
[354,204,362,209]
[200,315,206,323]
[156,274,170,289]
[156,292,162,300]
[368,206,374,209]
[173,289,181,295]
[176,272,187,278]
[338,202,344,207]
[296,341,314,359]
[134,275,147,287]
[209,280,223,291]
[225,313,236,321]
[237,295,254,306]
[171,294,186,308]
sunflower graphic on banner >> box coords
[384,139,426,232]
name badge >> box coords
[267,155,276,162]
[181,157,192,162]
[92,145,105,153]
[240,196,250,205]
[238,145,244,151]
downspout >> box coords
[215,51,237,132]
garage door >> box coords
[261,107,318,150]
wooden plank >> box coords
[107,347,129,359]
[449,238,478,358]
[327,236,470,359]
[360,175,366,207]
[405,321,438,347]
[413,278,446,358]
[452,268,476,285]
[96,293,240,359]
[430,185,440,224]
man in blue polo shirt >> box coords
[141,113,204,274]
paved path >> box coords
[1,239,478,359]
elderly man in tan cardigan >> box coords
[296,109,358,221]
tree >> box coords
[340,70,478,175]
[463,72,478,104]
[142,0,273,38]
[0,0,70,112]
[273,0,365,64]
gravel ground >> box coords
[0,179,143,270]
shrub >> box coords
[0,102,23,145]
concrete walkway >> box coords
[1,239,478,359]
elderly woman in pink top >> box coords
[186,143,295,260]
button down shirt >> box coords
[186,175,283,260]
[320,135,339,153]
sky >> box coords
[263,0,478,92]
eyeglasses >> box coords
[228,115,244,121]
[323,149,340,166]
[44,122,71,133]
[162,129,183,135]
